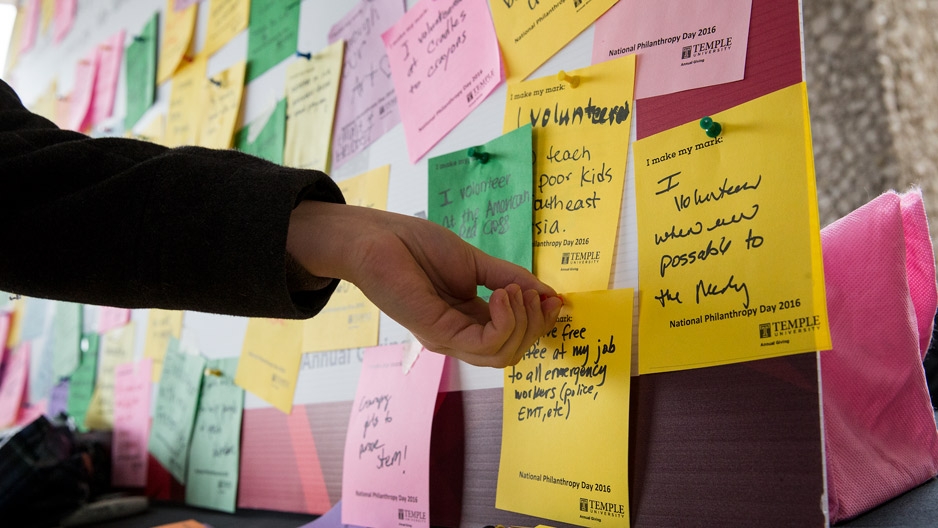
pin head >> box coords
[699,116,722,138]
[557,70,580,88]
[296,50,312,60]
[467,147,490,163]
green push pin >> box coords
[467,147,490,164]
[700,116,722,138]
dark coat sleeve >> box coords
[0,79,345,319]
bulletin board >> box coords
[3,0,829,526]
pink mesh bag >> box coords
[820,189,938,523]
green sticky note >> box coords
[185,357,243,513]
[124,12,159,130]
[246,0,300,82]
[428,124,535,299]
[148,340,206,484]
[66,334,98,432]
[52,302,83,380]
[235,98,286,164]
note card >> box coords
[284,40,345,172]
[203,0,250,57]
[328,0,404,168]
[382,0,503,162]
[165,53,207,147]
[186,358,243,513]
[53,0,76,44]
[28,335,55,404]
[112,358,152,488]
[51,301,82,380]
[125,13,159,130]
[634,82,831,373]
[157,0,197,84]
[497,289,633,526]
[66,335,98,431]
[503,55,636,292]
[488,0,617,83]
[341,344,445,527]
[593,0,752,99]
[428,124,534,298]
[85,322,136,430]
[246,0,300,82]
[235,318,304,414]
[65,48,99,131]
[144,309,184,382]
[92,30,126,125]
[0,344,29,429]
[97,306,131,334]
[149,342,206,484]
[235,98,286,164]
[199,60,246,149]
[302,166,387,352]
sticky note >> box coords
[235,98,286,164]
[28,335,55,404]
[19,0,40,54]
[429,125,534,299]
[328,0,404,168]
[85,323,136,430]
[112,359,152,488]
[199,60,246,149]
[341,344,445,527]
[125,13,159,130]
[165,53,207,147]
[92,30,126,125]
[497,289,633,526]
[66,335,98,431]
[504,55,636,292]
[235,318,304,414]
[246,0,300,82]
[0,344,30,429]
[149,342,206,484]
[157,0,197,84]
[203,0,250,57]
[47,379,70,418]
[186,358,243,513]
[302,166,388,353]
[634,82,831,373]
[489,0,617,83]
[284,40,345,172]
[593,0,752,99]
[53,0,77,44]
[97,307,131,334]
[144,309,184,382]
[52,301,82,380]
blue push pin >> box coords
[468,147,490,164]
[296,50,312,60]
[700,116,722,138]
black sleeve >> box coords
[0,79,345,319]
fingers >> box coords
[472,248,557,299]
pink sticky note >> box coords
[67,49,99,132]
[340,344,444,526]
[93,30,127,125]
[112,358,152,488]
[0,312,11,362]
[382,0,503,162]
[0,343,30,428]
[54,0,77,44]
[329,0,405,169]
[174,0,202,12]
[98,307,131,334]
[593,0,752,99]
[19,0,41,54]
[16,399,47,426]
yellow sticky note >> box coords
[634,82,831,374]
[31,79,59,125]
[200,60,246,149]
[236,318,303,414]
[489,0,617,83]
[134,114,167,146]
[85,322,137,430]
[284,40,344,172]
[497,289,632,526]
[504,54,635,292]
[165,53,208,147]
[157,0,197,84]
[203,0,251,57]
[302,166,389,353]
[143,309,184,382]
[5,297,24,348]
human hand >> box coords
[286,200,563,367]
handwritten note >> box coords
[204,0,250,57]
[157,0,197,84]
[97,307,130,334]
[503,55,635,292]
[92,30,126,125]
[85,323,136,430]
[186,357,243,513]
[0,344,29,428]
[66,335,97,431]
[634,82,831,373]
[149,342,205,484]
[246,0,301,82]
[497,289,633,526]
[428,125,534,298]
[112,358,152,488]
[593,0,752,99]
[302,165,388,353]
[65,49,98,132]
[341,344,445,527]
[489,0,617,83]
[51,301,82,380]
[235,318,304,414]
[199,60,246,149]
[144,309,184,382]
[125,13,158,130]
[165,53,207,147]
[235,98,286,164]
[383,0,503,162]
[53,0,76,44]
[328,0,403,168]
[284,40,345,172]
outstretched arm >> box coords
[286,200,563,367]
